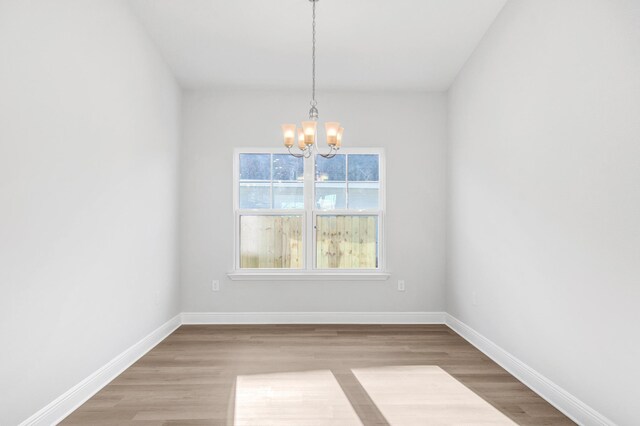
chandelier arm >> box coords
[318,153,336,159]
[317,145,339,159]
[287,146,306,158]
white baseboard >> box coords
[182,311,446,324]
[444,314,613,426]
[19,314,182,426]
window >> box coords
[233,148,385,277]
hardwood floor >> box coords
[62,325,574,425]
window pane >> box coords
[315,182,346,210]
[273,183,304,209]
[273,154,303,181]
[316,215,378,269]
[348,154,379,181]
[240,215,303,268]
[316,154,346,181]
[240,153,271,181]
[348,182,379,209]
[239,183,270,209]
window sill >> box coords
[226,272,391,281]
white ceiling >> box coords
[129,0,507,91]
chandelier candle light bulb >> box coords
[302,121,317,146]
[336,126,344,147]
[281,124,296,148]
[280,0,342,159]
[325,122,340,146]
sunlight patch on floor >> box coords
[234,369,362,426]
[351,365,517,425]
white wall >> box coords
[180,90,447,313]
[447,0,640,424]
[0,1,181,424]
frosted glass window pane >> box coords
[240,215,303,268]
[315,182,346,210]
[348,154,379,181]
[316,154,346,181]
[348,182,379,209]
[240,154,270,181]
[316,215,378,269]
[239,183,270,209]
[273,183,304,209]
[273,154,303,181]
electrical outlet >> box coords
[212,280,220,292]
[398,280,405,292]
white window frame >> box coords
[229,147,389,281]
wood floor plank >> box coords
[61,325,573,425]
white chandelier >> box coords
[281,0,343,159]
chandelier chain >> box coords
[311,0,316,107]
